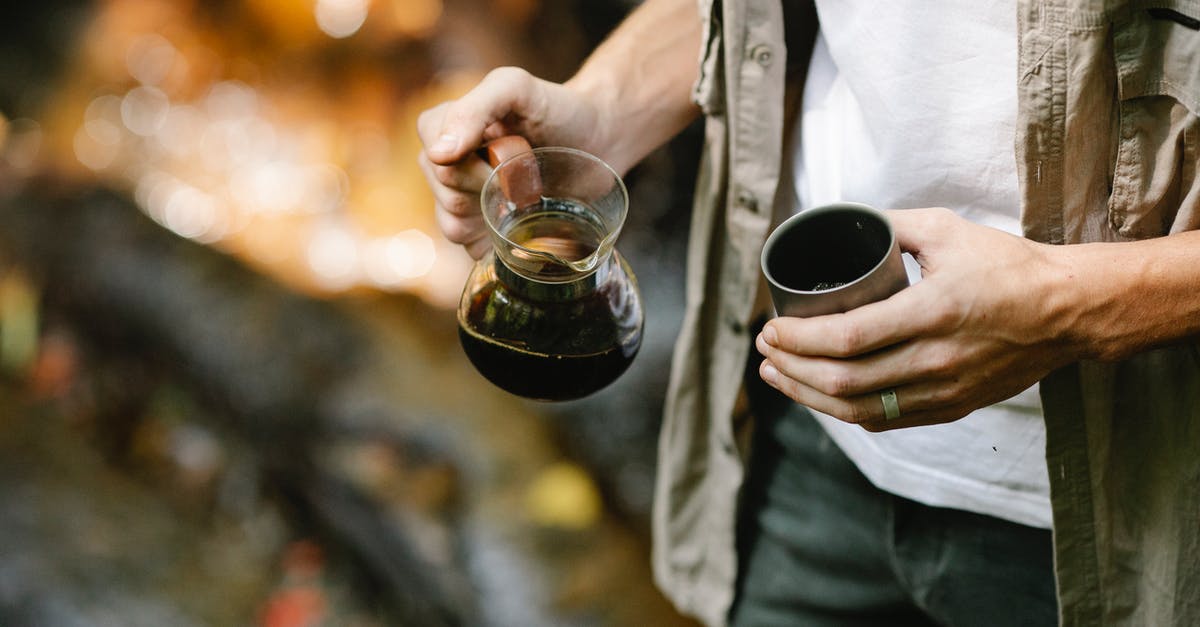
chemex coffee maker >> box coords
[456,136,643,401]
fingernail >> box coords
[763,325,778,346]
[761,361,778,383]
[432,133,459,155]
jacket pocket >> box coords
[1107,7,1200,239]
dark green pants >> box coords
[729,391,1058,627]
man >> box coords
[417,0,1200,625]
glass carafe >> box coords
[457,136,643,401]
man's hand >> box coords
[755,207,1083,432]
[416,68,608,259]
[416,0,701,259]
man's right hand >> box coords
[416,67,608,259]
[416,0,703,259]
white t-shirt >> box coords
[788,1,1052,528]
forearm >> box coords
[564,0,703,173]
[1047,230,1200,361]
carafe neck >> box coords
[494,251,612,302]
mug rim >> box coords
[760,201,896,295]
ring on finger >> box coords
[880,388,901,421]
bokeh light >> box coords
[316,0,370,38]
[125,33,177,86]
[307,220,361,289]
[4,118,42,172]
[58,13,458,301]
[24,0,586,305]
[388,0,443,38]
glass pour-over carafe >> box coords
[457,136,643,401]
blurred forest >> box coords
[0,1,702,625]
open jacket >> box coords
[652,1,1200,625]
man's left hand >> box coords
[756,207,1080,432]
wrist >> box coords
[1037,243,1104,361]
[1044,239,1169,362]
[562,73,629,172]
[564,67,698,175]
[559,0,702,174]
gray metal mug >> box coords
[761,202,909,318]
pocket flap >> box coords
[1114,7,1200,113]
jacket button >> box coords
[750,44,773,67]
[736,189,757,211]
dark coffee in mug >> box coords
[761,203,909,318]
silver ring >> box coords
[881,388,901,421]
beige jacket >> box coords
[652,1,1200,626]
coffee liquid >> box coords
[458,286,640,401]
[765,213,889,292]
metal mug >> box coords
[761,202,909,318]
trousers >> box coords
[728,390,1058,627]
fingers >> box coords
[885,206,956,257]
[430,151,494,193]
[416,68,548,257]
[432,206,488,254]
[755,324,967,397]
[757,358,970,430]
[761,282,946,359]
[417,150,492,257]
[463,235,492,260]
[756,331,896,397]
[755,325,969,424]
[417,67,539,165]
[758,358,871,422]
[416,151,490,215]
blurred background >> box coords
[0,0,703,625]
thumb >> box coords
[425,67,539,165]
